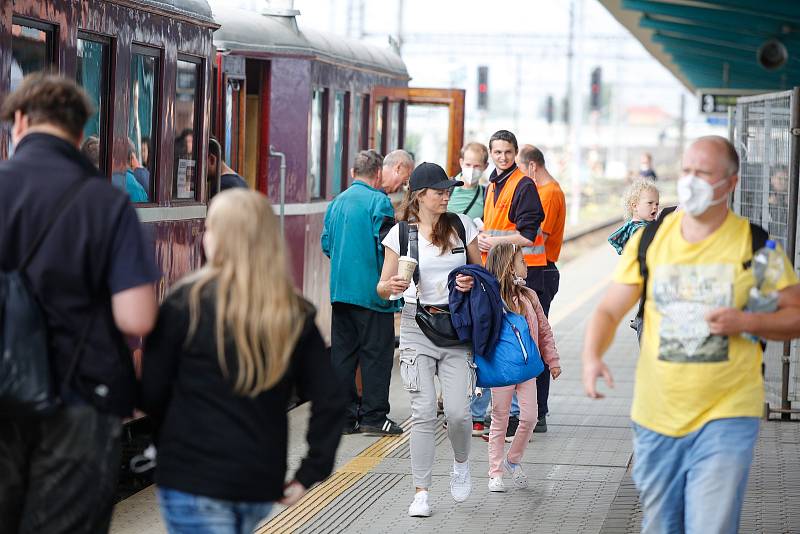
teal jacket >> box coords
[321,180,400,313]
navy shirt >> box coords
[489,164,545,243]
[0,133,160,416]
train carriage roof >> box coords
[134,0,217,25]
[209,3,409,79]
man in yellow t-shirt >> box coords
[582,136,800,533]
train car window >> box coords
[347,94,363,187]
[388,101,400,152]
[76,35,110,173]
[11,19,54,89]
[360,95,370,151]
[374,99,385,154]
[224,77,243,171]
[10,19,54,158]
[332,91,347,196]
[309,88,327,199]
[127,47,160,203]
[173,58,201,201]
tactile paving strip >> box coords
[297,473,405,534]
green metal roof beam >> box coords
[621,0,800,34]
[639,16,796,49]
[680,68,788,90]
[653,33,800,67]
[661,42,797,71]
[669,53,800,78]
[688,0,800,24]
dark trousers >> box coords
[526,264,560,417]
[0,404,122,534]
[331,303,395,427]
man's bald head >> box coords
[687,135,739,177]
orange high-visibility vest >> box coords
[482,168,546,267]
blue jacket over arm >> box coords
[448,264,503,356]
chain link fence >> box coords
[733,89,800,418]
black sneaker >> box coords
[360,419,403,436]
[342,421,361,435]
[504,416,519,443]
[533,415,547,433]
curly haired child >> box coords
[608,179,660,255]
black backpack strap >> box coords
[399,221,408,257]
[462,187,481,215]
[744,223,769,269]
[20,179,90,272]
[634,208,675,322]
[446,212,468,248]
[409,224,420,286]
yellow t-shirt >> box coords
[613,210,798,437]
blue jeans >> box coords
[471,389,521,420]
[158,487,273,534]
[632,417,759,534]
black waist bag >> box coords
[415,303,462,347]
[400,217,466,347]
[0,180,90,417]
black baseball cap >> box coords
[409,162,463,192]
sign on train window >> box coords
[309,88,327,199]
[126,47,160,204]
[332,92,347,196]
[76,35,109,173]
[174,58,201,201]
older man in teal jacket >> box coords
[321,150,403,436]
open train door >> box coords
[370,87,465,177]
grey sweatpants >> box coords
[398,303,475,489]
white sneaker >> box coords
[502,458,529,489]
[450,461,472,502]
[408,491,431,517]
[488,476,506,492]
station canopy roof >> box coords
[599,0,800,93]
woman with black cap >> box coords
[378,162,482,517]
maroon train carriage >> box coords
[0,0,217,498]
[1,0,217,297]
[207,0,412,341]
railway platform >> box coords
[110,242,800,534]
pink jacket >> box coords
[513,287,560,369]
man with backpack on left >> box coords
[0,73,160,533]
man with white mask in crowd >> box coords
[583,135,800,533]
[447,142,489,221]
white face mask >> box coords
[461,166,482,185]
[512,275,526,287]
[677,174,728,216]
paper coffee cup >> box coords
[389,256,418,300]
[397,256,418,282]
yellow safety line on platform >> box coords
[256,418,413,534]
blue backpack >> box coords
[474,307,544,388]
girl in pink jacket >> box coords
[484,243,561,492]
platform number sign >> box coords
[700,93,737,115]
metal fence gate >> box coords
[732,88,800,419]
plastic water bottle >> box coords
[743,240,783,342]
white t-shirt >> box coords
[382,214,478,304]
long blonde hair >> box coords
[485,243,526,315]
[187,189,304,396]
[398,188,457,253]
